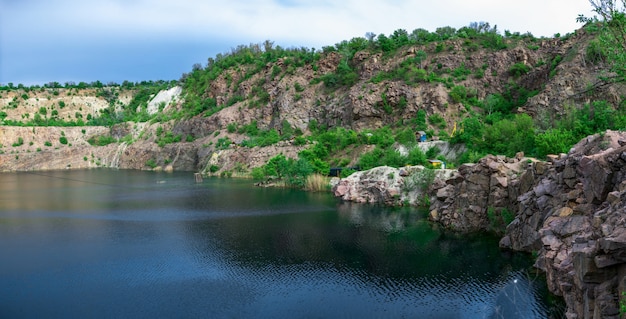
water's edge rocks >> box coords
[332,165,453,206]
[332,130,626,319]
[502,131,626,319]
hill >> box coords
[0,23,624,179]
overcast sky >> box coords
[1,0,594,86]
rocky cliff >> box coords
[421,130,626,319]
[428,152,539,233]
[2,28,622,174]
[503,131,626,319]
[332,132,626,318]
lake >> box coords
[0,169,561,318]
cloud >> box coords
[1,0,595,84]
[4,0,593,44]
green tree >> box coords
[580,0,626,82]
[452,116,484,149]
[264,154,289,178]
[482,114,535,157]
[535,128,577,157]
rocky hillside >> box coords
[180,28,620,136]
[0,87,131,122]
[1,27,623,174]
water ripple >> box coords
[0,171,556,319]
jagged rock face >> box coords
[498,131,626,319]
[0,126,116,171]
[1,28,624,175]
[0,119,310,174]
[428,131,626,319]
[428,153,531,233]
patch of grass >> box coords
[428,114,446,129]
[487,207,515,234]
[508,62,530,77]
[215,137,231,150]
[145,159,157,168]
[156,132,182,147]
[88,135,116,146]
[305,174,329,192]
[12,137,24,147]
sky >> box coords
[1,0,595,86]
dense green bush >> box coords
[395,128,417,145]
[428,114,446,129]
[482,114,535,157]
[586,39,607,64]
[319,59,359,88]
[253,154,315,188]
[358,146,427,170]
[449,98,626,160]
[408,147,427,166]
[366,127,394,148]
[508,62,531,77]
[449,85,468,103]
[88,135,116,146]
[241,128,281,147]
[215,137,232,150]
[145,159,157,168]
[534,128,577,157]
[12,137,24,147]
[156,131,182,147]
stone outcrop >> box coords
[428,153,538,233]
[425,131,626,319]
[501,131,626,319]
[146,86,182,114]
[330,131,626,318]
[0,121,308,173]
[332,165,452,207]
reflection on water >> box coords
[0,170,560,318]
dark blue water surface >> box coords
[0,170,560,318]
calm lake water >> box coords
[0,169,560,318]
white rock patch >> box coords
[146,86,182,115]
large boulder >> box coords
[332,165,452,206]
